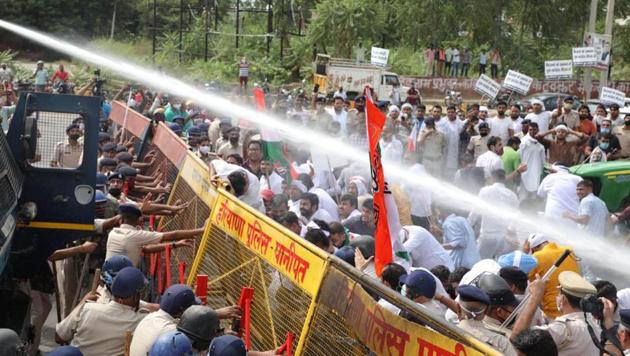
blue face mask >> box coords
[600,127,610,134]
[599,142,609,150]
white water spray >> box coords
[0,19,628,285]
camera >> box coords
[581,294,604,319]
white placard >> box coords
[544,60,573,80]
[600,87,626,107]
[474,74,501,98]
[572,47,597,67]
[584,33,612,71]
[370,47,389,67]
[502,70,533,95]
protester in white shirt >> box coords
[437,106,465,178]
[524,100,551,131]
[402,163,433,229]
[487,101,513,143]
[518,123,546,200]
[331,97,348,136]
[476,136,504,179]
[470,169,519,259]
[537,165,582,224]
[563,180,608,238]
[380,125,403,164]
[400,226,454,271]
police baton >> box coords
[500,249,572,329]
[72,252,92,308]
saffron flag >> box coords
[364,90,409,275]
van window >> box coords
[383,75,400,86]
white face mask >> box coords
[173,104,181,110]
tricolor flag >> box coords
[253,87,296,179]
[364,88,409,275]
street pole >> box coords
[600,0,615,87]
[266,0,273,57]
[583,0,597,100]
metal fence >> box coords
[110,101,500,356]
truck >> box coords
[0,92,99,338]
[313,53,410,102]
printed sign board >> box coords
[371,47,389,67]
[474,74,501,98]
[545,60,573,80]
[502,70,533,95]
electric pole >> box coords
[600,0,615,87]
[584,0,597,100]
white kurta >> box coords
[537,171,582,221]
[473,183,519,259]
[519,134,546,193]
[400,226,454,270]
[475,150,503,178]
[259,171,284,195]
[402,164,432,218]
[380,138,403,164]
[525,111,551,131]
[436,119,464,170]
[488,116,511,143]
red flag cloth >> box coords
[253,87,266,111]
[365,93,393,276]
[178,262,186,284]
[165,244,172,289]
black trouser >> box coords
[411,215,431,230]
[461,63,470,77]
[444,61,451,76]
[491,64,498,78]
[479,64,486,75]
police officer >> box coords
[456,285,516,355]
[177,305,221,353]
[57,266,150,355]
[477,273,519,338]
[207,335,275,356]
[618,309,630,354]
[51,123,84,168]
[105,204,205,266]
[149,331,193,356]
[0,328,25,356]
[129,284,200,356]
[511,271,602,355]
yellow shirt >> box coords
[528,243,581,319]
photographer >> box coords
[511,271,603,355]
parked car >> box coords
[515,92,583,114]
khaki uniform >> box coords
[458,319,517,356]
[613,127,630,159]
[105,224,164,266]
[129,309,177,356]
[534,312,601,356]
[467,135,489,161]
[418,129,446,177]
[217,142,243,158]
[64,301,148,356]
[52,140,83,168]
[57,285,152,343]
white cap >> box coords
[401,103,413,111]
[528,233,549,249]
[199,146,210,154]
[388,105,400,113]
[555,124,569,132]
[479,106,488,112]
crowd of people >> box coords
[423,46,503,78]
[2,57,630,356]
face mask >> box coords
[480,132,488,137]
[69,134,81,140]
[109,187,121,198]
[563,103,573,110]
[173,104,181,110]
[625,121,630,126]
[601,127,610,134]
[600,142,609,150]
